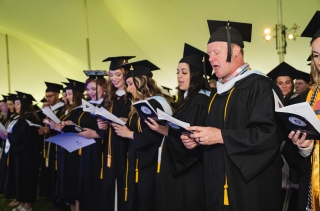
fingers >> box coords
[147,118,158,126]
[186,126,202,132]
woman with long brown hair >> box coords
[95,56,134,211]
[50,78,102,211]
[112,60,173,211]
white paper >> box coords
[276,102,320,133]
[95,107,126,125]
[157,108,190,128]
[82,99,98,114]
[41,107,62,124]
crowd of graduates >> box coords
[0,10,319,211]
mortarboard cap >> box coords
[180,43,212,76]
[45,82,64,93]
[307,55,311,66]
[15,91,37,104]
[295,70,310,83]
[122,60,160,80]
[40,97,47,103]
[65,78,85,93]
[207,20,252,62]
[7,94,17,101]
[161,86,172,93]
[83,70,108,79]
[301,11,320,43]
[267,62,298,81]
[103,56,136,71]
[1,95,8,103]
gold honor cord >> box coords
[306,89,320,209]
[43,133,47,159]
[77,112,85,155]
[135,117,141,183]
[100,138,104,179]
[107,103,114,168]
[207,87,235,206]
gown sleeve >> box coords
[221,78,281,183]
[167,95,208,176]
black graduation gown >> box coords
[1,115,17,199]
[103,95,131,211]
[204,74,283,211]
[80,100,105,211]
[56,107,98,203]
[8,113,41,203]
[39,104,65,200]
[127,99,170,211]
[155,92,208,211]
[0,116,7,194]
[282,90,311,211]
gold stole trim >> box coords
[77,112,85,155]
[207,88,235,206]
[307,89,320,209]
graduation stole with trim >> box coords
[208,87,235,206]
[307,88,320,209]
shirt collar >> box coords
[218,63,250,84]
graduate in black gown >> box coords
[50,78,103,211]
[0,92,41,211]
[38,82,66,210]
[112,60,173,211]
[77,70,108,210]
[181,20,283,211]
[1,94,18,206]
[144,43,210,211]
[284,10,320,211]
[97,56,134,211]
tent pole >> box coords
[84,0,91,69]
[5,34,11,93]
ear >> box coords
[232,45,241,57]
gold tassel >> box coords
[45,158,49,167]
[55,145,58,171]
[107,127,112,168]
[43,133,47,159]
[55,160,58,170]
[78,148,82,155]
[6,156,9,166]
[157,162,161,173]
[125,187,128,201]
[135,159,139,183]
[43,148,46,159]
[100,150,104,179]
[224,175,229,205]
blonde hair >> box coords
[310,56,320,89]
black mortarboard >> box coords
[122,60,160,80]
[15,91,37,104]
[7,94,17,101]
[45,82,64,93]
[181,43,212,75]
[301,11,320,43]
[207,20,252,62]
[1,95,8,103]
[40,97,47,103]
[122,60,160,92]
[61,82,69,92]
[65,78,85,93]
[267,62,298,81]
[161,86,172,93]
[295,70,310,83]
[307,55,311,66]
[102,56,136,71]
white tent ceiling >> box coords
[0,0,319,100]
